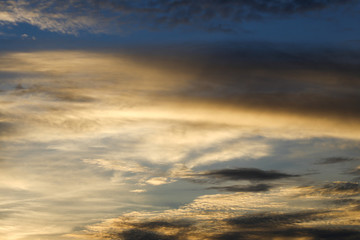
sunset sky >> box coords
[1,1,360,240]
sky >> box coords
[1,0,360,240]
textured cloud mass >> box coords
[69,182,360,240]
[1,45,360,142]
[0,0,358,34]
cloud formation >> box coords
[0,0,357,34]
[2,46,360,142]
[299,181,360,197]
[225,210,328,228]
[1,46,360,239]
[70,183,360,240]
[212,227,360,240]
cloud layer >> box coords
[70,181,360,240]
[1,45,360,239]
[0,0,358,34]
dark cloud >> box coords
[78,205,360,240]
[93,0,351,28]
[215,210,359,239]
[98,210,358,240]
[226,211,327,228]
[353,204,360,211]
[321,182,360,194]
[208,183,272,192]
[132,220,193,230]
[212,228,360,240]
[300,182,360,197]
[198,168,299,182]
[113,229,176,240]
[317,157,358,164]
[1,0,358,33]
[94,219,194,240]
[3,42,360,128]
[331,198,360,209]
[116,42,360,126]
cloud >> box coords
[321,182,360,194]
[132,220,193,230]
[21,33,28,39]
[317,157,359,164]
[226,210,328,228]
[0,0,357,34]
[83,158,148,173]
[70,185,360,240]
[0,121,18,140]
[208,183,272,192]
[146,177,173,186]
[2,48,360,143]
[13,84,96,103]
[110,229,176,240]
[331,198,360,209]
[212,227,360,240]
[0,1,98,34]
[130,189,147,193]
[299,181,360,197]
[2,46,360,239]
[112,43,360,140]
[198,168,299,182]
[346,166,360,177]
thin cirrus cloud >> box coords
[0,0,358,34]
